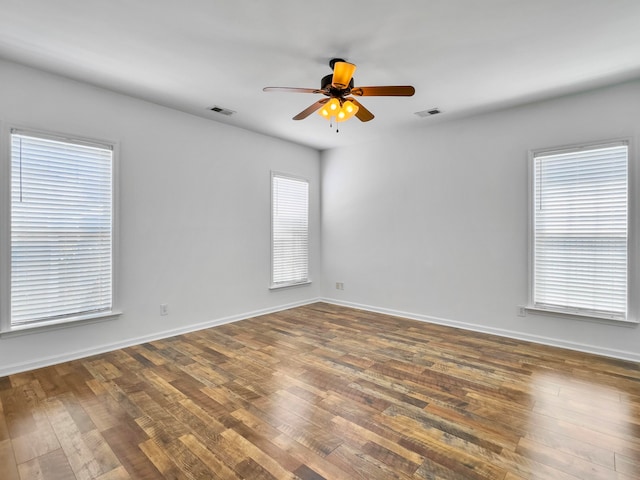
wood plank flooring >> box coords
[2,302,640,479]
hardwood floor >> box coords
[1,303,640,479]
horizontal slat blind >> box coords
[533,143,628,319]
[272,174,309,286]
[10,132,113,326]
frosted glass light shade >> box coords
[318,98,341,118]
[337,100,359,122]
[332,62,356,89]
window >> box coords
[4,129,116,330]
[530,141,630,321]
[271,173,309,288]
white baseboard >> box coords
[321,298,640,363]
[0,297,321,377]
[5,296,636,377]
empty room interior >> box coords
[1,1,640,479]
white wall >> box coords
[321,80,640,361]
[2,58,639,375]
[0,59,321,375]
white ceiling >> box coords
[1,0,639,151]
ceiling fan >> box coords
[263,58,415,124]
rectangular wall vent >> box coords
[415,108,441,117]
[209,105,236,116]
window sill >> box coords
[269,280,312,290]
[524,306,637,327]
[1,310,122,338]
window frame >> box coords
[527,138,637,324]
[0,125,121,334]
[270,171,311,290]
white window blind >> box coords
[272,173,309,286]
[10,131,114,327]
[532,142,628,320]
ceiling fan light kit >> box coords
[263,58,415,130]
[318,98,359,122]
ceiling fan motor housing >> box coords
[321,74,354,95]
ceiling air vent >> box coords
[209,105,236,116]
[415,108,441,118]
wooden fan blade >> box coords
[263,87,323,94]
[350,86,415,96]
[332,62,356,89]
[347,98,375,122]
[293,99,329,120]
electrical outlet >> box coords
[517,306,527,317]
[335,282,344,290]
[160,304,168,316]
